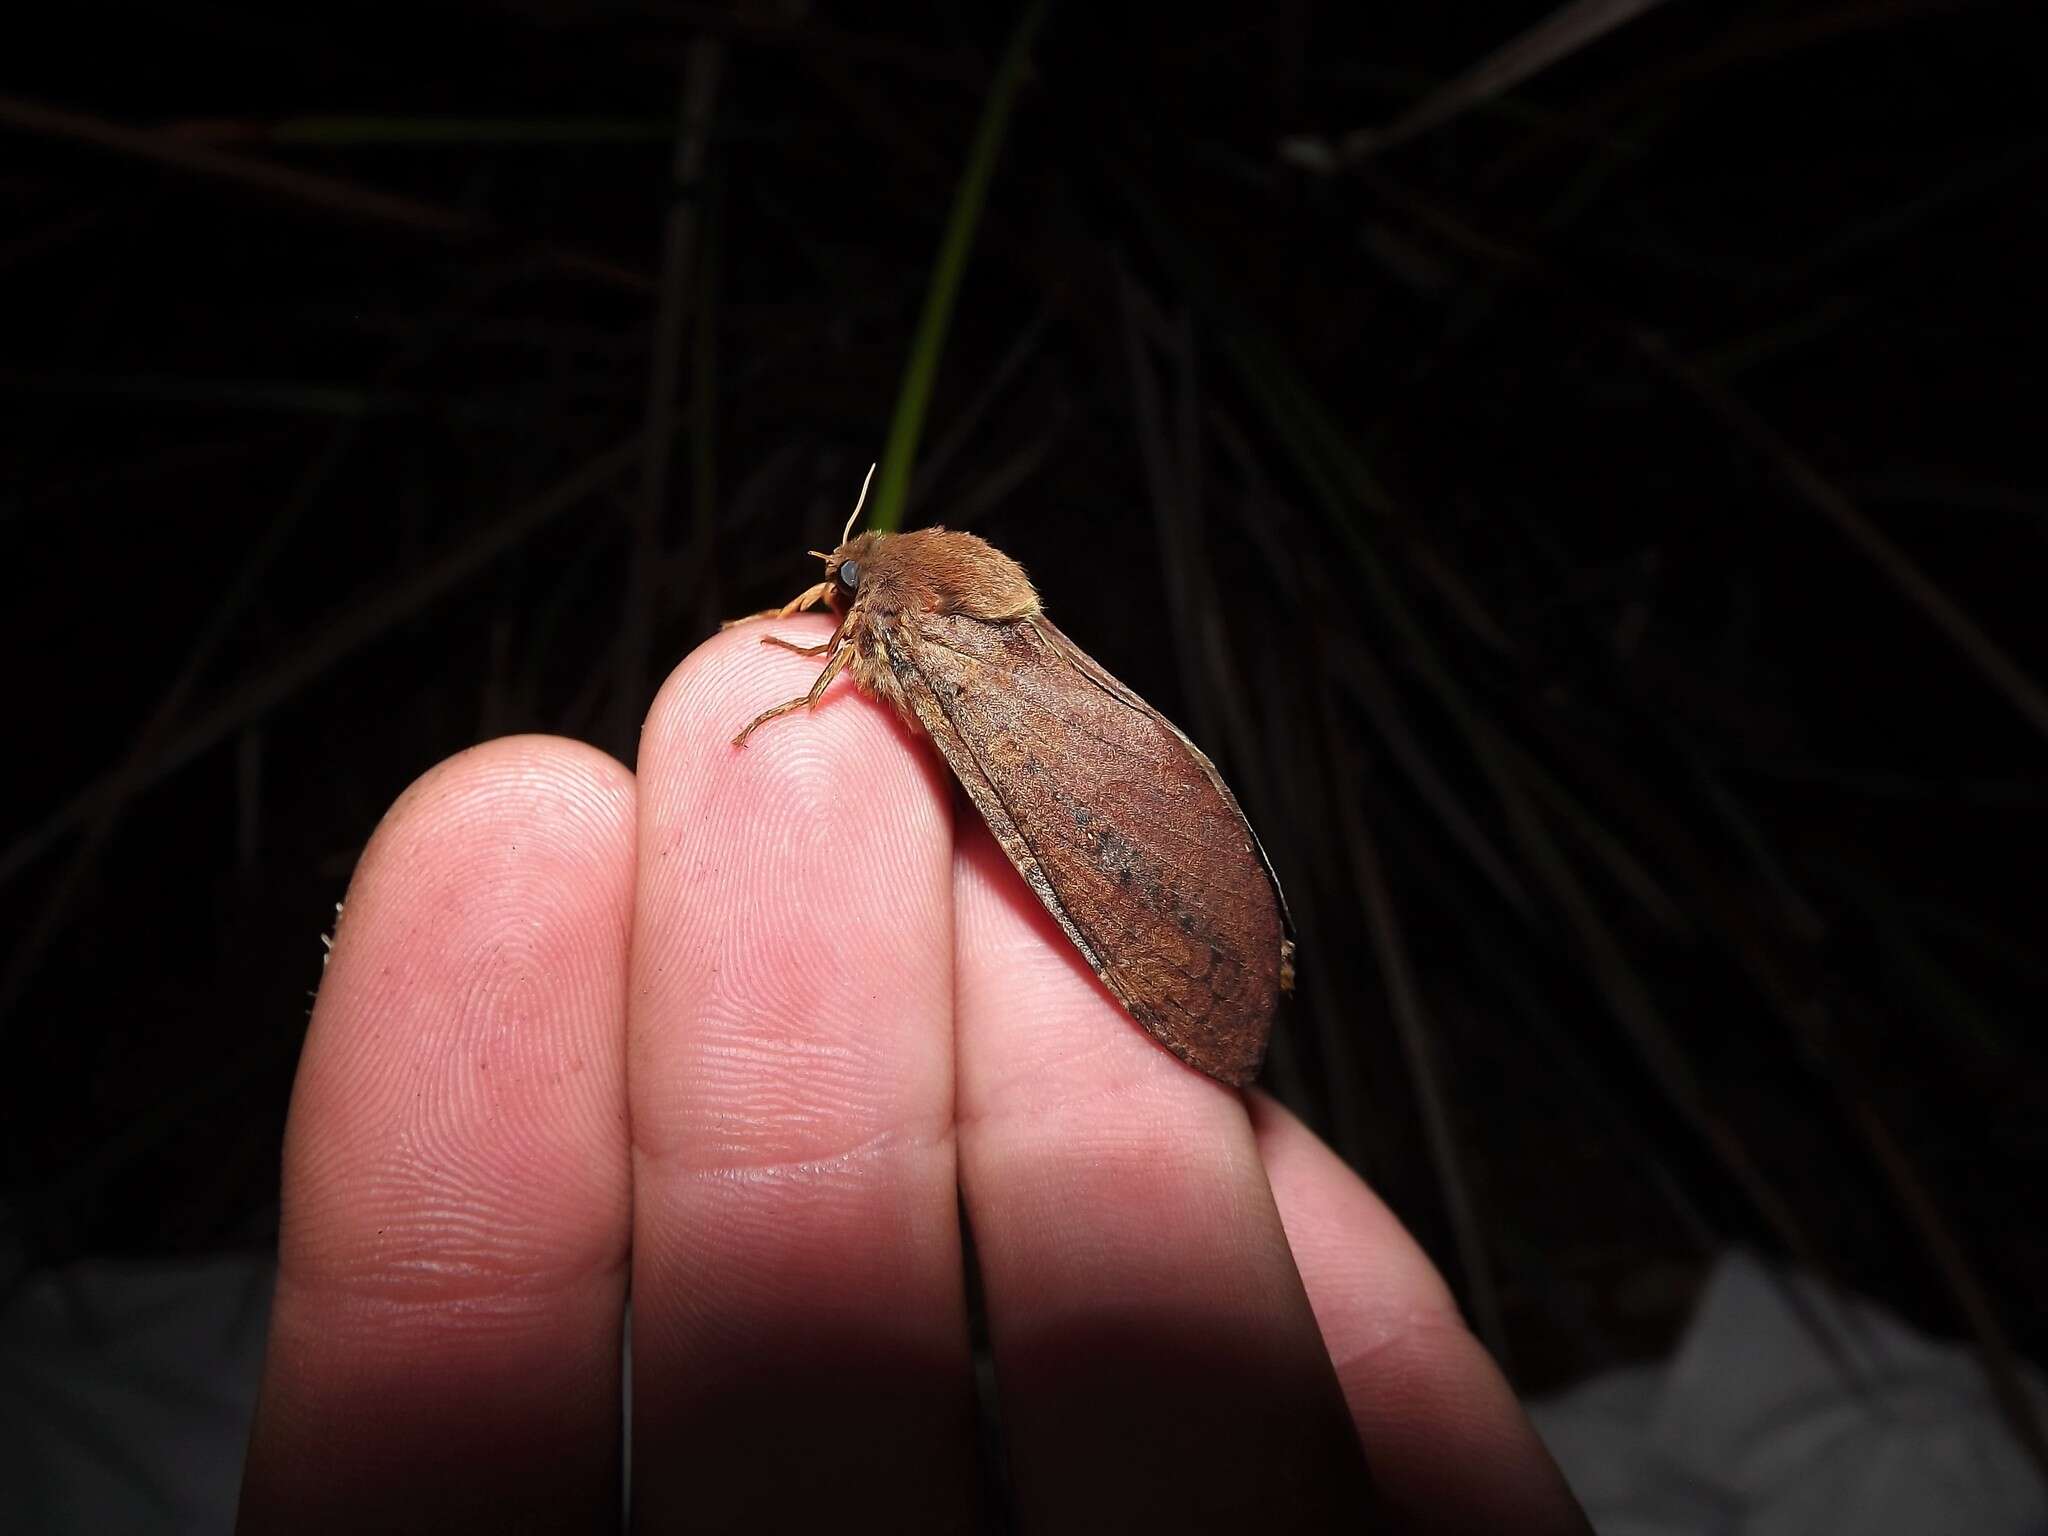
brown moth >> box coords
[731,472,1294,1086]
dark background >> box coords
[3,0,2042,1443]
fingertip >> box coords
[295,731,638,1290]
[642,616,836,760]
[1247,1091,1590,1535]
[368,732,632,851]
[247,734,638,1532]
[629,617,955,1089]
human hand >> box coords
[237,617,1588,1534]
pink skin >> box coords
[240,615,1588,1535]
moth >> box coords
[731,472,1293,1086]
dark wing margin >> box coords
[880,608,1283,1086]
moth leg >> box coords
[731,643,854,746]
[718,581,832,631]
[775,581,834,619]
[760,612,849,658]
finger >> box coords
[240,737,636,1535]
[952,820,1374,1534]
[1249,1090,1590,1536]
[626,618,978,1533]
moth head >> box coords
[811,530,886,613]
[802,463,881,614]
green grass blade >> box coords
[868,0,1050,533]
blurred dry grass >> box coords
[1,0,2043,1468]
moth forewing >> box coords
[1035,615,1297,958]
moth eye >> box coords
[838,560,861,591]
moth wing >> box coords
[883,608,1283,1085]
[1033,616,1296,948]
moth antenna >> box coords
[842,462,876,545]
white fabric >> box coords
[1532,1250,2048,1535]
